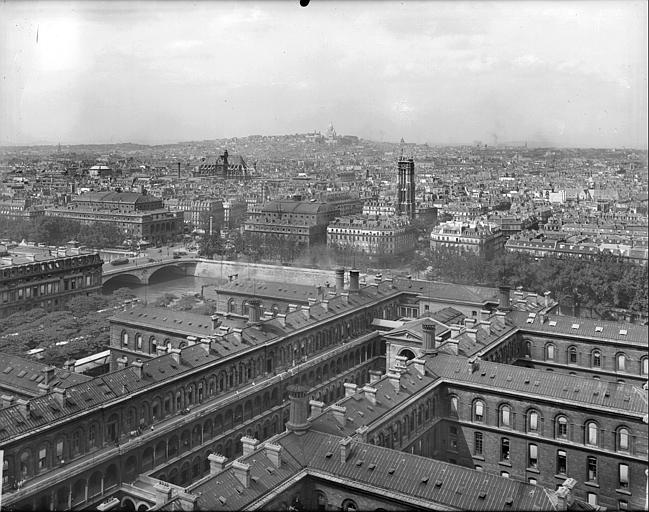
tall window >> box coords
[500,405,511,427]
[557,450,567,475]
[89,425,97,448]
[617,353,626,371]
[592,350,601,368]
[546,344,555,361]
[449,426,458,451]
[618,464,629,489]
[528,444,538,469]
[642,357,648,376]
[556,416,568,439]
[136,334,143,350]
[528,410,539,433]
[474,432,483,456]
[38,447,47,470]
[122,332,129,347]
[501,438,510,461]
[586,422,598,446]
[450,396,459,418]
[568,346,577,364]
[587,456,597,482]
[474,400,484,423]
[617,428,630,452]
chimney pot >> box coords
[210,315,222,330]
[335,267,345,291]
[169,348,181,364]
[422,323,437,354]
[286,384,310,433]
[116,356,128,370]
[300,305,311,319]
[411,358,426,376]
[387,371,401,393]
[369,370,382,384]
[330,404,346,425]
[349,269,360,293]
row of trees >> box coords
[0,288,137,367]
[0,217,124,248]
[413,248,648,318]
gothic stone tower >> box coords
[397,156,415,218]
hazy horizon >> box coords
[1,1,647,149]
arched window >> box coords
[500,404,511,427]
[556,415,568,439]
[586,421,598,446]
[136,334,143,350]
[617,353,626,371]
[617,427,630,452]
[545,343,555,361]
[591,350,601,368]
[122,332,129,347]
[341,499,358,512]
[473,400,485,423]
[527,410,540,433]
[642,356,648,376]
[568,346,577,364]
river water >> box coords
[102,275,227,303]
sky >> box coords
[0,1,647,148]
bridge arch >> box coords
[102,273,144,288]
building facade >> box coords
[45,191,183,243]
[0,249,103,318]
[327,215,416,255]
[431,221,505,259]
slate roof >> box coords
[0,354,92,399]
[309,364,440,437]
[425,353,648,416]
[187,429,558,511]
[214,279,325,303]
[393,278,499,305]
[511,310,648,346]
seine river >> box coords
[102,275,227,303]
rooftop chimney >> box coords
[1,395,15,409]
[498,285,511,311]
[387,371,401,394]
[232,461,251,488]
[339,437,353,464]
[286,384,309,434]
[169,348,181,364]
[116,356,128,370]
[309,400,325,417]
[200,338,212,354]
[300,305,311,319]
[555,478,577,511]
[450,325,462,339]
[208,453,227,475]
[362,386,377,405]
[52,387,66,406]
[16,398,30,417]
[247,299,261,325]
[445,337,459,355]
[411,358,426,376]
[307,297,317,306]
[321,299,329,312]
[335,267,345,291]
[464,317,477,329]
[62,359,76,372]
[479,309,491,322]
[265,443,282,468]
[211,315,222,331]
[465,328,478,342]
[288,304,298,313]
[241,436,259,456]
[132,360,144,379]
[340,291,349,304]
[42,366,56,386]
[423,323,437,354]
[330,404,346,425]
[369,370,382,384]
[344,382,358,397]
[349,268,360,293]
[495,311,507,327]
[468,357,480,373]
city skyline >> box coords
[0,1,647,148]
